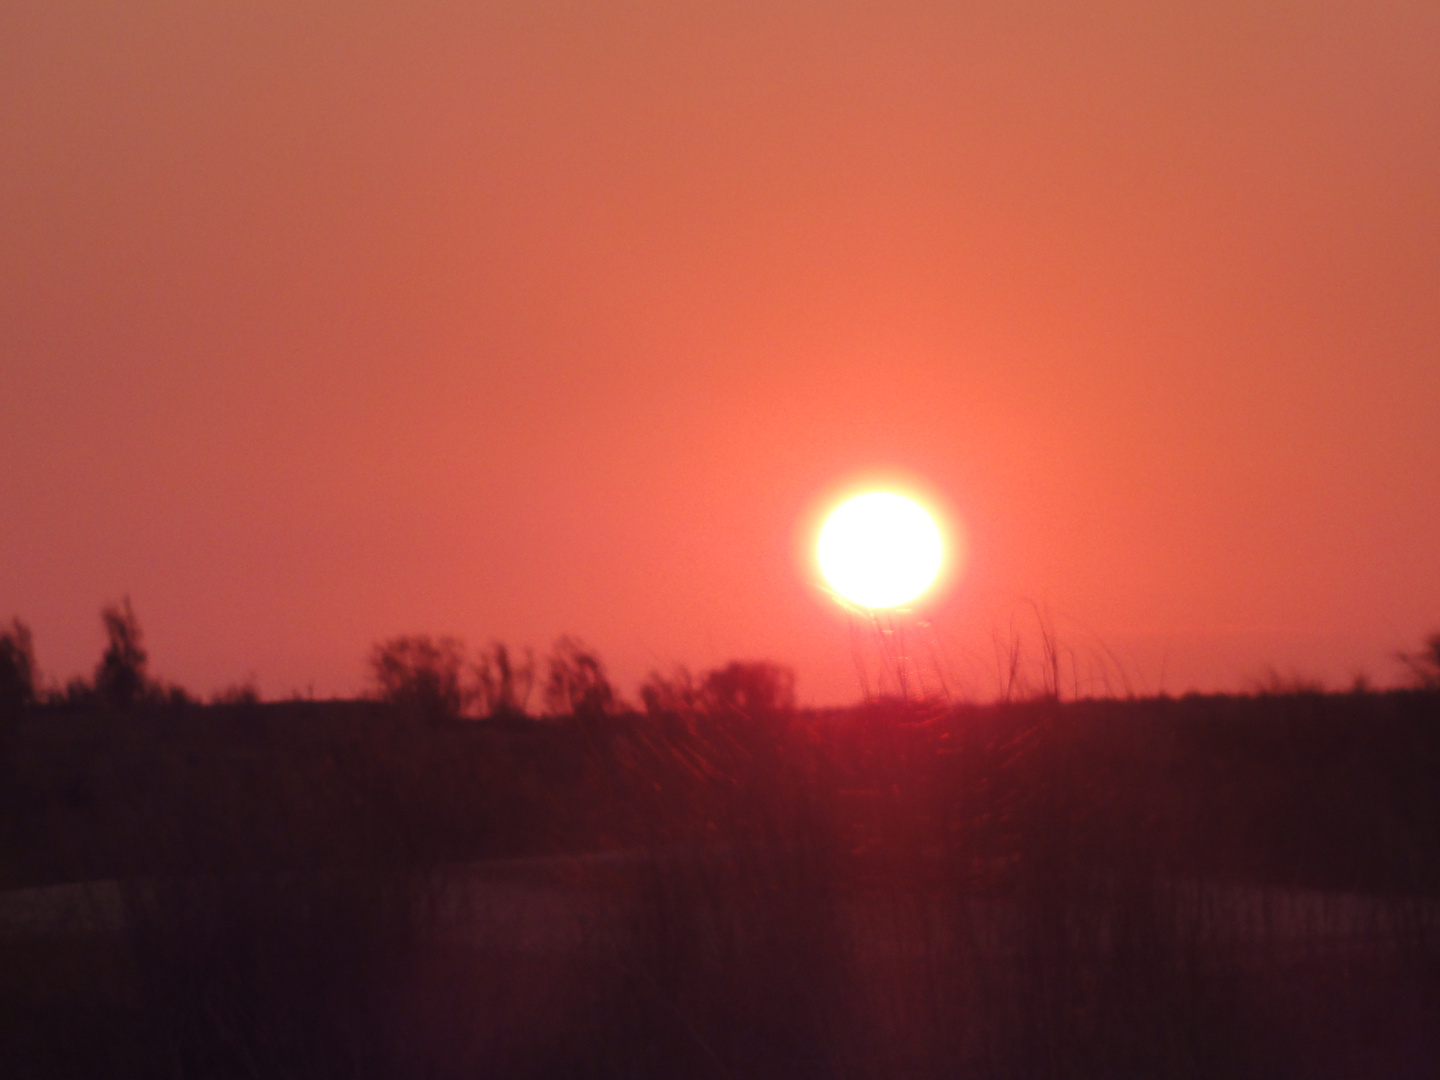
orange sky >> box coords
[3,0,1438,703]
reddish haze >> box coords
[3,1,1438,702]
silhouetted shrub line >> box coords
[5,612,1440,1076]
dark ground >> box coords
[2,690,1439,1078]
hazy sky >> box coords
[4,0,1438,703]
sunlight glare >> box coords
[818,492,944,609]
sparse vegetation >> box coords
[26,600,194,711]
[94,597,150,710]
[472,642,535,719]
[544,634,622,718]
[0,618,36,715]
[1399,632,1440,690]
[368,634,467,720]
[3,621,1440,1077]
[639,660,796,718]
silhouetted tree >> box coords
[1398,632,1440,690]
[95,598,150,710]
[640,660,798,719]
[639,665,703,717]
[211,680,261,706]
[472,642,534,719]
[545,636,620,718]
[0,618,36,715]
[368,635,466,720]
[700,660,797,717]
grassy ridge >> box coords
[10,691,1438,891]
[3,690,1439,1077]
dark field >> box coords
[3,691,1440,1078]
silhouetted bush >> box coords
[472,642,535,719]
[210,680,260,705]
[369,634,467,720]
[639,660,796,720]
[638,664,703,716]
[545,635,622,718]
[0,617,36,715]
[1399,632,1440,690]
[700,659,796,716]
[94,597,150,710]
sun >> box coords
[818,492,944,609]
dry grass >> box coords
[3,690,1440,1078]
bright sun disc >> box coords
[818,492,944,609]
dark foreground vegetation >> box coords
[3,681,1440,1079]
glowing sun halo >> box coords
[818,492,944,609]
